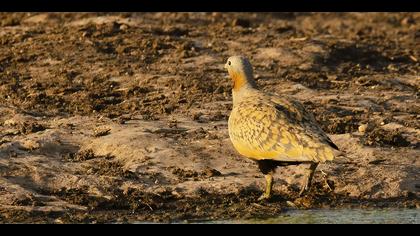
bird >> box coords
[224,55,339,201]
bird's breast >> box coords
[228,106,280,160]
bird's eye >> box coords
[228,61,231,65]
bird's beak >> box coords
[224,63,228,69]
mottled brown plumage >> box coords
[225,56,338,200]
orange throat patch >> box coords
[230,71,246,91]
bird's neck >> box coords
[230,71,257,92]
[232,79,258,106]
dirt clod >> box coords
[362,127,411,147]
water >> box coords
[208,208,420,224]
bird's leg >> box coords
[258,172,274,201]
[299,162,318,196]
[257,160,276,201]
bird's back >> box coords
[228,88,338,163]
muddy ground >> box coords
[0,12,419,223]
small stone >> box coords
[387,64,398,71]
[286,201,297,208]
[54,218,64,224]
[93,127,111,137]
[119,24,128,31]
[409,55,417,62]
[358,124,368,133]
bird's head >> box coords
[224,55,257,91]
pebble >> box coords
[286,201,297,208]
[358,124,368,133]
[119,24,128,31]
[54,218,64,224]
[93,127,111,137]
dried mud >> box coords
[0,13,419,223]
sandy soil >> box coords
[0,12,419,223]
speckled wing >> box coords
[228,94,337,162]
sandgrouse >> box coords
[225,55,338,201]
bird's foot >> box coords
[257,193,271,201]
[298,188,306,197]
[298,184,310,197]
